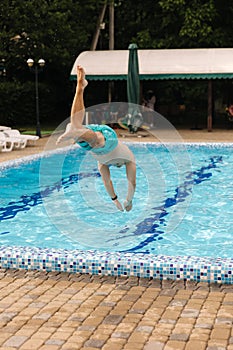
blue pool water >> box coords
[0,143,233,260]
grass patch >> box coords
[17,124,57,136]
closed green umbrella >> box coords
[127,43,140,105]
[126,43,143,133]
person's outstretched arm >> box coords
[98,163,124,211]
[124,161,136,211]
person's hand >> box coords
[124,199,132,212]
[113,199,124,211]
[56,123,77,145]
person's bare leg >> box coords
[57,65,88,144]
[70,65,88,127]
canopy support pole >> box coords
[108,0,114,102]
[207,80,213,132]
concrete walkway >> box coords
[0,128,233,349]
[0,128,233,163]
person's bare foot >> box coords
[77,65,88,89]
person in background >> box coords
[142,90,156,126]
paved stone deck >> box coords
[0,128,233,349]
[0,269,233,350]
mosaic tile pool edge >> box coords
[0,245,232,284]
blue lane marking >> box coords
[120,156,223,253]
[0,171,100,224]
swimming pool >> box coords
[0,142,233,284]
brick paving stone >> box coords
[111,331,131,339]
[78,325,96,332]
[111,307,133,316]
[103,314,123,325]
[154,323,175,333]
[46,331,70,341]
[195,322,214,330]
[66,332,92,344]
[175,290,193,297]
[124,313,143,323]
[208,340,228,348]
[135,325,154,333]
[116,284,131,291]
[148,334,168,343]
[0,333,12,346]
[159,319,176,325]
[89,332,109,342]
[172,324,193,334]
[19,338,46,349]
[144,341,165,350]
[0,312,17,322]
[170,333,190,341]
[128,308,147,315]
[84,338,106,348]
[99,301,116,307]
[210,327,231,340]
[82,316,104,327]
[170,300,187,307]
[62,343,83,350]
[123,343,146,350]
[127,331,149,343]
[102,343,126,350]
[155,296,173,306]
[164,340,186,349]
[160,289,177,297]
[114,323,136,333]
[97,324,116,332]
[184,281,198,290]
[140,312,161,323]
[137,318,157,327]
[180,309,200,318]
[106,337,127,346]
[3,335,28,347]
[190,334,210,343]
[33,346,60,350]
[162,310,182,320]
[185,340,207,350]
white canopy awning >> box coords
[70,48,233,80]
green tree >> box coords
[154,0,233,48]
[0,0,104,126]
[114,0,233,49]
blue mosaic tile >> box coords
[0,245,232,284]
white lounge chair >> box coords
[0,130,27,149]
[0,126,11,131]
[0,141,4,152]
[3,129,38,147]
[0,132,15,152]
